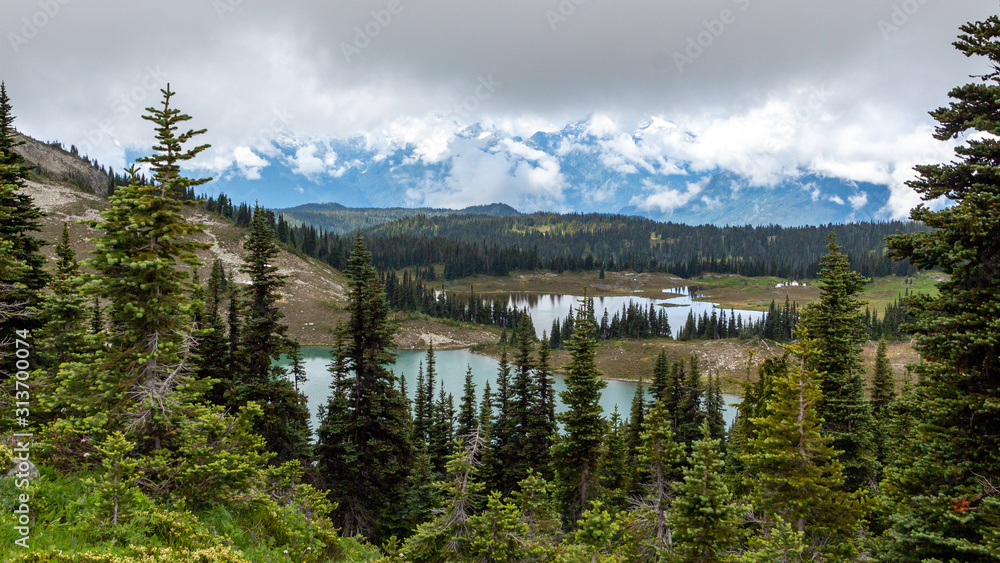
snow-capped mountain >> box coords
[210,115,894,226]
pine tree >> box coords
[741,337,862,559]
[456,364,478,440]
[552,293,607,521]
[802,233,877,490]
[0,82,48,341]
[37,223,92,371]
[509,319,535,486]
[870,339,895,420]
[315,234,413,539]
[636,394,685,558]
[669,422,742,562]
[491,347,518,494]
[198,258,230,406]
[881,15,1000,561]
[230,205,311,464]
[55,86,211,447]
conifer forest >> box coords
[1,9,1000,563]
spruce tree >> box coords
[55,86,211,447]
[456,364,478,440]
[637,394,685,557]
[802,234,877,490]
[230,205,311,464]
[741,337,862,559]
[37,223,92,371]
[198,258,230,406]
[552,293,607,521]
[870,339,895,419]
[881,14,1000,561]
[670,422,742,563]
[315,234,413,539]
[0,82,48,339]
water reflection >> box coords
[288,347,741,436]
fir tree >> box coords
[56,86,211,447]
[552,293,607,521]
[315,234,413,539]
[803,233,877,490]
[881,15,1000,561]
[636,394,685,558]
[0,82,48,340]
[457,365,478,440]
[37,223,92,371]
[230,205,311,464]
[741,337,862,559]
[198,258,230,406]
[669,422,742,562]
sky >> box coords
[1,0,995,218]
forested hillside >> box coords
[1,13,999,563]
[261,207,923,281]
[278,202,520,234]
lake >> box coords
[502,287,765,340]
[288,346,741,434]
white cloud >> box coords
[828,195,845,205]
[848,192,869,210]
[233,146,269,180]
[631,178,706,213]
[288,145,326,178]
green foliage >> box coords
[552,293,607,521]
[802,234,877,491]
[230,206,311,464]
[880,15,1000,562]
[736,518,810,563]
[740,337,863,559]
[315,234,412,540]
[636,393,685,558]
[83,432,144,527]
[669,422,743,563]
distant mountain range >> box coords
[210,115,892,227]
[277,202,521,234]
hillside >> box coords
[13,132,110,195]
[17,136,503,348]
[277,201,520,234]
[22,178,350,344]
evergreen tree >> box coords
[0,82,48,341]
[37,223,92,371]
[881,15,1000,561]
[636,394,685,558]
[552,293,607,521]
[198,258,230,406]
[741,337,862,560]
[669,422,742,562]
[230,205,310,464]
[315,234,413,539]
[53,86,211,448]
[870,339,895,420]
[509,319,535,486]
[802,233,877,490]
[456,364,478,440]
[491,347,517,494]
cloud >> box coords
[233,146,269,180]
[288,145,326,178]
[631,178,707,213]
[848,192,869,210]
